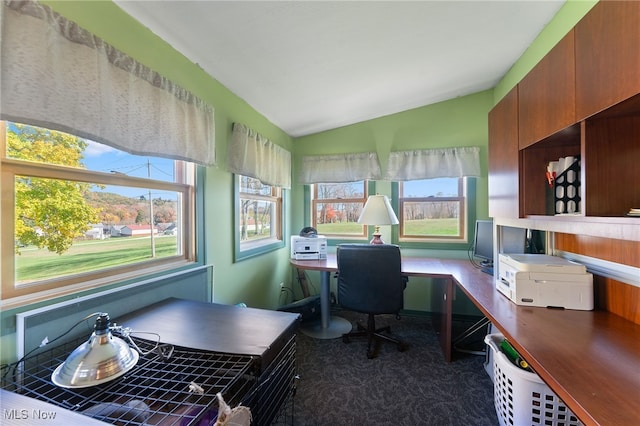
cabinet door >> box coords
[584,113,640,217]
[575,1,640,120]
[518,30,575,149]
[488,87,520,218]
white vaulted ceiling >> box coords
[113,1,565,137]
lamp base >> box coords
[369,233,385,244]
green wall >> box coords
[291,91,493,311]
[292,89,494,228]
[9,0,597,316]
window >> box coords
[1,121,196,305]
[311,181,368,238]
[234,175,283,260]
[398,178,468,242]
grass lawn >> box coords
[16,236,178,282]
[404,218,459,235]
[317,218,459,236]
[316,222,363,234]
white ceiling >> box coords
[113,1,565,137]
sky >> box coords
[83,141,174,179]
[403,178,458,197]
[83,141,176,199]
[7,122,176,199]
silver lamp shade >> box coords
[51,313,139,388]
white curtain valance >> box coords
[228,123,291,189]
[383,147,481,181]
[299,152,382,184]
[1,1,215,166]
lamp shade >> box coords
[357,195,399,226]
[51,313,138,388]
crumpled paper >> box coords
[214,392,252,426]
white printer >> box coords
[290,235,327,260]
[496,254,593,310]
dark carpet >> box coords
[292,310,499,426]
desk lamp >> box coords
[357,194,399,244]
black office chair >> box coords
[336,243,408,359]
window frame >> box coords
[0,121,198,307]
[307,181,373,244]
[392,177,477,249]
[233,174,285,262]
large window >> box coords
[311,181,368,238]
[1,122,196,305]
[235,175,283,260]
[398,178,468,242]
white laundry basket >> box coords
[484,334,583,426]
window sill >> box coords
[236,238,285,262]
[2,258,200,310]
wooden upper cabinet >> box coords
[488,87,520,219]
[575,1,640,121]
[518,30,576,149]
[583,111,640,217]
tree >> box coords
[153,200,178,224]
[9,124,100,254]
[240,199,250,240]
[135,209,145,224]
[239,176,272,240]
[256,201,271,236]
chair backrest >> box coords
[336,243,405,315]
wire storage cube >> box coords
[242,333,297,426]
[485,334,583,426]
[1,332,297,426]
[1,335,257,425]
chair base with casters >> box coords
[342,313,409,359]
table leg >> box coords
[431,277,453,362]
[300,270,352,339]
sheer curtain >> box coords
[228,123,291,188]
[383,147,481,181]
[1,1,215,165]
[299,152,381,184]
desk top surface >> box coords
[290,255,466,277]
[291,255,640,425]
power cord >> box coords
[1,312,101,384]
[278,285,295,305]
[1,313,166,385]
[467,244,484,269]
[110,325,162,357]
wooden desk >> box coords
[290,255,482,360]
[291,254,640,425]
[455,268,640,426]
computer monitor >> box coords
[502,226,528,254]
[473,219,494,266]
[473,220,528,268]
